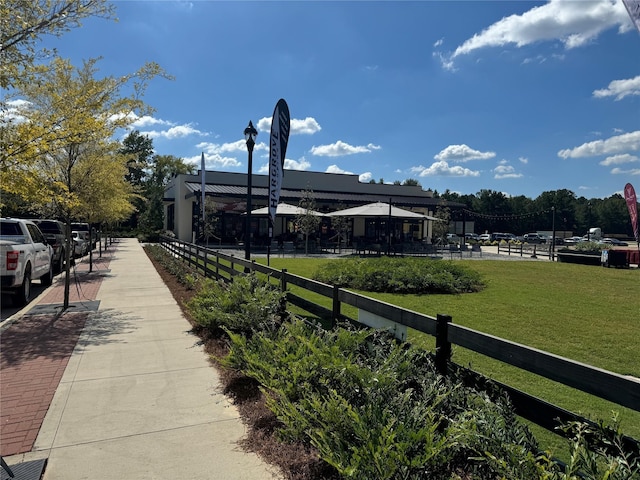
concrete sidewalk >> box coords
[2,238,280,479]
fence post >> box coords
[332,285,340,328]
[280,269,287,292]
[531,245,537,259]
[435,314,452,376]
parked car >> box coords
[1,218,54,305]
[494,233,516,242]
[563,236,585,245]
[33,219,68,274]
[523,233,546,244]
[71,222,97,249]
[446,233,461,244]
[72,231,89,257]
[478,233,492,242]
[598,238,628,247]
[465,233,479,241]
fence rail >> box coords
[497,242,554,259]
[158,235,640,456]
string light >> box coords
[459,208,552,221]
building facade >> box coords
[164,170,464,244]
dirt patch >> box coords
[144,249,339,480]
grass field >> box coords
[256,256,640,456]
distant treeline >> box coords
[435,188,636,237]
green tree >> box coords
[140,154,195,232]
[120,130,154,187]
[2,56,168,308]
[202,197,220,245]
[118,130,154,229]
[295,186,321,254]
[402,178,421,187]
[329,202,351,253]
[432,201,451,245]
[0,0,115,88]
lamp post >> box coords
[551,206,556,261]
[244,121,258,268]
[587,201,592,241]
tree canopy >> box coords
[0,0,115,88]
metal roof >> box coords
[183,182,462,208]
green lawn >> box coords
[257,256,640,455]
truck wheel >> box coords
[41,261,53,287]
[15,266,31,307]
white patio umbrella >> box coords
[326,201,435,219]
[249,202,325,217]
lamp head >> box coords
[244,121,258,148]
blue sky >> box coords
[38,0,640,199]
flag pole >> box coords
[201,152,206,244]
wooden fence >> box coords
[159,235,640,457]
[497,242,554,259]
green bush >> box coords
[312,257,484,294]
[187,275,286,336]
[573,241,604,252]
[224,319,550,479]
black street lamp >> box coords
[587,201,592,241]
[551,206,556,261]
[244,120,258,267]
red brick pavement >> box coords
[0,246,116,457]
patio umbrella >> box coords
[326,201,435,219]
[249,202,325,217]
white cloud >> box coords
[444,0,631,67]
[196,139,267,155]
[433,38,444,48]
[433,51,456,72]
[256,116,321,135]
[130,115,173,128]
[611,167,640,175]
[284,157,311,171]
[593,75,640,101]
[195,140,270,169]
[494,164,523,179]
[599,153,639,166]
[0,99,30,124]
[557,130,640,159]
[434,144,496,162]
[311,141,381,157]
[414,161,481,177]
[519,156,528,164]
[186,152,241,169]
[144,123,208,140]
[325,164,353,174]
[359,172,373,183]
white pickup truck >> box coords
[1,218,54,306]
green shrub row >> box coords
[312,257,485,294]
[145,244,200,290]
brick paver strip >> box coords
[0,246,115,457]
